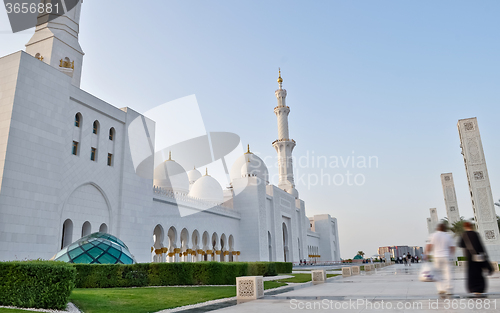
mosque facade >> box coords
[0,1,340,263]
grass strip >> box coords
[70,286,236,313]
[70,281,287,313]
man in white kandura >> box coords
[425,223,456,295]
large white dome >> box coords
[189,173,224,203]
[154,158,189,193]
[230,146,269,184]
[187,167,202,185]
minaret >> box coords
[272,69,298,198]
[440,173,461,224]
[458,118,500,247]
[429,208,439,233]
[25,0,84,87]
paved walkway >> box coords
[210,263,500,312]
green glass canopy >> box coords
[51,232,135,264]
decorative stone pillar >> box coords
[215,250,221,262]
[168,252,174,263]
[312,269,327,283]
[235,251,240,262]
[341,267,351,277]
[162,247,168,263]
[197,249,204,262]
[174,248,181,263]
[236,276,264,301]
[206,250,213,261]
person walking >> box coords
[425,223,455,295]
[407,253,412,266]
[403,253,407,266]
[459,222,493,296]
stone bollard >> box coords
[341,267,351,277]
[364,264,372,272]
[351,266,360,275]
[491,261,499,271]
[236,276,264,301]
[312,269,327,283]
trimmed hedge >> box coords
[0,261,76,310]
[75,261,291,288]
[275,262,293,274]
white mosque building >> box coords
[0,1,340,264]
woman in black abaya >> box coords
[458,222,494,295]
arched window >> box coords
[61,219,73,249]
[75,113,82,127]
[82,221,91,237]
[99,223,108,233]
[93,120,99,134]
[109,128,115,141]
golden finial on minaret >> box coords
[168,151,172,161]
[205,168,208,176]
[277,68,283,84]
[245,144,252,154]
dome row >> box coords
[153,147,269,204]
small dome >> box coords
[189,172,224,203]
[187,167,202,184]
[51,232,134,264]
[230,146,269,184]
[154,156,189,193]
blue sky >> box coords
[1,0,500,259]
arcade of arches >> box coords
[151,225,240,262]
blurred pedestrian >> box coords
[459,222,493,296]
[425,223,455,295]
[407,253,412,266]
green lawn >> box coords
[69,281,287,313]
[70,286,235,313]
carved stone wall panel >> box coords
[445,186,455,202]
[467,138,481,164]
[477,187,492,222]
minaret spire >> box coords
[272,69,298,198]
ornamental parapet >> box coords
[152,186,239,218]
[272,138,296,145]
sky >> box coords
[1,0,500,259]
